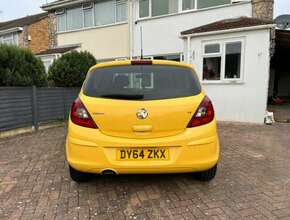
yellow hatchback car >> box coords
[66,60,220,182]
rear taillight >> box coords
[187,96,215,128]
[70,98,97,129]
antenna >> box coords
[140,26,143,59]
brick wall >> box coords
[252,0,274,21]
[26,17,50,53]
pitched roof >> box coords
[0,12,48,32]
[35,45,80,56]
[181,17,274,36]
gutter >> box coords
[179,24,276,39]
[42,0,91,11]
[0,27,23,36]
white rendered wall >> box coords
[185,29,271,123]
[133,2,252,57]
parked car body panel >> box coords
[66,60,220,174]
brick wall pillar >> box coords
[252,0,274,21]
[48,13,57,49]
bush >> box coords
[0,44,47,86]
[48,51,96,87]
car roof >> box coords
[89,60,194,72]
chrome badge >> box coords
[136,108,148,119]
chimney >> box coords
[252,0,274,21]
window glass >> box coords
[203,57,221,80]
[67,7,83,30]
[116,0,127,22]
[197,0,231,9]
[153,54,181,61]
[83,65,201,100]
[57,13,66,32]
[204,44,220,54]
[183,0,195,10]
[84,8,93,27]
[95,0,115,26]
[1,34,17,45]
[139,0,149,17]
[152,0,178,17]
[225,42,242,79]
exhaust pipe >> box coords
[101,170,117,175]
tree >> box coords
[0,44,47,86]
[48,51,96,87]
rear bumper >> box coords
[66,120,220,174]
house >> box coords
[42,0,130,62]
[181,17,274,123]
[0,12,79,73]
[41,0,275,123]
[0,13,49,53]
[35,45,80,73]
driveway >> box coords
[1,123,290,220]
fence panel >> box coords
[37,88,67,123]
[0,87,33,131]
[0,87,80,132]
[64,88,80,119]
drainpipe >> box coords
[128,0,134,59]
[187,36,191,64]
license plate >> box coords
[117,148,169,160]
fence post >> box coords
[32,86,39,130]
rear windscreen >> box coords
[83,65,201,100]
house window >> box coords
[67,7,83,30]
[202,40,243,81]
[153,53,183,61]
[56,1,127,32]
[197,0,231,9]
[83,3,94,27]
[56,10,66,32]
[139,0,149,18]
[116,0,127,22]
[152,0,178,17]
[225,42,242,79]
[182,0,195,11]
[95,0,115,26]
[139,0,231,18]
[0,33,18,46]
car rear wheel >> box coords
[69,165,90,182]
[195,165,217,181]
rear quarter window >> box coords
[83,65,201,100]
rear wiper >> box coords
[100,94,144,100]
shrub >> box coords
[0,44,47,86]
[48,51,96,87]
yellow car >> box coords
[66,60,220,182]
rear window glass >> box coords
[83,65,201,100]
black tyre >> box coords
[195,165,217,181]
[69,165,90,182]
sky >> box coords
[0,0,289,22]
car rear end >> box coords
[66,60,219,181]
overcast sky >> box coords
[0,0,289,22]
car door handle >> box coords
[132,125,153,132]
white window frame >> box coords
[56,9,67,32]
[201,38,245,83]
[83,2,94,28]
[55,1,128,33]
[66,6,84,31]
[0,33,18,46]
[138,0,232,19]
